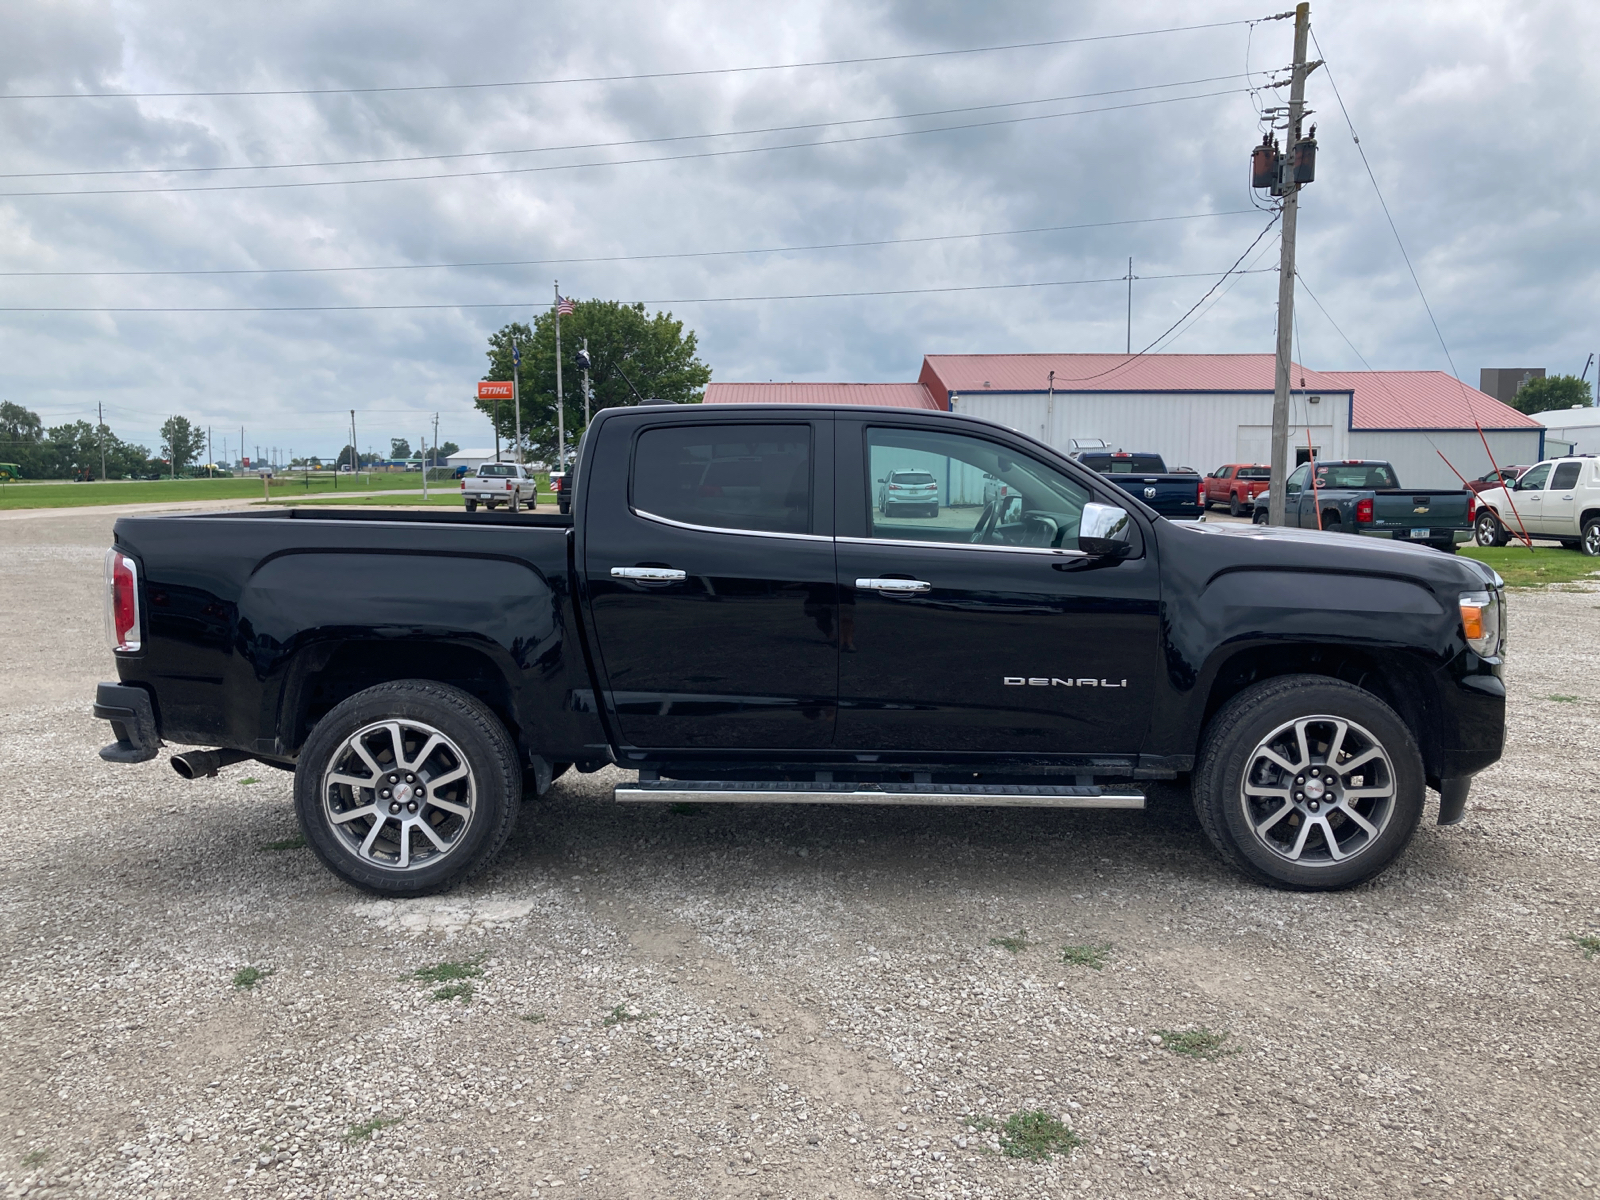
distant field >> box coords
[0,474,426,510]
[1459,545,1600,588]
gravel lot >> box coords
[2,508,1597,1200]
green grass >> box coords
[408,956,484,984]
[989,930,1029,954]
[233,966,274,990]
[1152,1026,1235,1059]
[238,777,258,786]
[1459,546,1600,589]
[260,833,307,851]
[431,981,476,1003]
[1568,933,1600,960]
[963,1111,1080,1161]
[0,474,433,510]
[1060,942,1111,970]
[519,1012,546,1024]
[1548,694,1582,704]
[603,1003,654,1027]
[21,1149,48,1168]
[343,1116,401,1142]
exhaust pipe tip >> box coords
[170,749,252,780]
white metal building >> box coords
[1536,406,1600,457]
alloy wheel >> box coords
[321,719,476,872]
[1238,715,1396,866]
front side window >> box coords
[1286,464,1310,493]
[1214,466,1233,479]
[1516,463,1551,491]
[632,423,811,534]
[867,427,1093,548]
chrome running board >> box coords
[613,780,1144,810]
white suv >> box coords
[1473,455,1600,554]
[462,463,538,512]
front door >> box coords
[1284,464,1311,526]
[833,421,1160,756]
[1507,462,1551,535]
[581,416,838,749]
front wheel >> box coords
[1475,511,1508,547]
[294,681,521,896]
[1252,507,1269,525]
[1192,675,1424,890]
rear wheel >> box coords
[508,493,520,514]
[294,681,520,896]
[1192,675,1424,890]
[1229,494,1242,517]
[1584,518,1600,557]
[1475,511,1508,547]
[1253,507,1269,525]
[465,500,478,512]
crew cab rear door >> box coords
[832,419,1160,756]
[579,411,838,750]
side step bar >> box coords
[613,780,1145,810]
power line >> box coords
[0,209,1258,278]
[0,87,1249,198]
[0,74,1271,180]
[0,20,1270,101]
[0,267,1279,313]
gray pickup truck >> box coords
[1254,459,1473,554]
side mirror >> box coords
[1078,502,1134,558]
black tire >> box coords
[509,493,520,514]
[1228,494,1241,517]
[1583,518,1600,557]
[1474,511,1508,548]
[1192,675,1425,890]
[1252,507,1269,525]
[294,680,521,897]
[1560,539,1581,551]
[465,500,478,512]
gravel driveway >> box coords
[2,510,1597,1200]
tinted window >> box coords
[633,424,811,534]
[1516,463,1551,491]
[1286,465,1310,492]
[868,427,1093,548]
[477,464,515,477]
[1236,467,1271,480]
[1214,466,1233,479]
[1551,462,1581,489]
[1079,453,1166,474]
[1312,463,1396,489]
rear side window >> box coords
[1550,462,1581,489]
[632,424,811,534]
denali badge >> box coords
[1144,486,1157,500]
[1005,676,1128,688]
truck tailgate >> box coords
[1371,490,1471,533]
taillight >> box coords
[103,549,141,652]
[1467,493,1477,522]
[1355,498,1374,524]
[1197,478,1205,506]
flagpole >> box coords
[554,281,566,472]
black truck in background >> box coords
[96,404,1507,896]
[1072,451,1206,521]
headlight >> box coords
[1459,590,1502,658]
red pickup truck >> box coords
[1203,463,1272,516]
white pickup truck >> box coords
[1472,455,1600,554]
[461,463,538,512]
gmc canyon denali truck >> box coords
[94,404,1507,896]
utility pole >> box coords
[554,281,566,471]
[208,428,214,478]
[1266,2,1316,527]
[349,410,359,477]
[240,425,245,471]
[432,412,440,476]
[421,430,428,500]
[98,403,106,480]
[512,339,522,465]
[1124,258,1135,354]
[582,337,592,429]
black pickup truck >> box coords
[95,404,1506,896]
[1253,459,1474,554]
[1072,451,1205,521]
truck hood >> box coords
[1173,518,1503,590]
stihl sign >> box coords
[477,381,515,400]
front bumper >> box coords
[94,681,162,763]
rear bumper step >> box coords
[613,780,1144,809]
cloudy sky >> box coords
[1,0,1593,460]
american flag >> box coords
[556,295,575,316]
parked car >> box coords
[1472,455,1600,554]
[877,468,939,516]
[1253,459,1473,554]
[461,462,537,512]
[94,402,1506,896]
[1466,466,1527,494]
[1072,451,1205,520]
[1203,464,1272,516]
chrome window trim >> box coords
[633,508,832,543]
[837,534,1088,559]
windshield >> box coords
[1236,467,1271,480]
[1313,463,1396,489]
[1079,454,1166,474]
[476,464,516,477]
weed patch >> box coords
[519,1012,546,1024]
[239,777,258,786]
[261,833,307,850]
[408,956,484,984]
[1548,695,1582,704]
[1152,1026,1235,1059]
[431,982,475,1003]
[603,1003,654,1027]
[1060,942,1110,970]
[962,1111,1079,1161]
[22,1150,48,1168]
[344,1116,400,1142]
[1568,933,1600,960]
[989,930,1029,954]
[232,966,273,990]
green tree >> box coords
[390,438,412,460]
[1512,374,1593,414]
[336,444,357,469]
[1,401,49,477]
[477,300,711,464]
[437,440,460,458]
[159,416,207,475]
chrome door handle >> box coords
[856,577,932,594]
[611,567,686,582]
